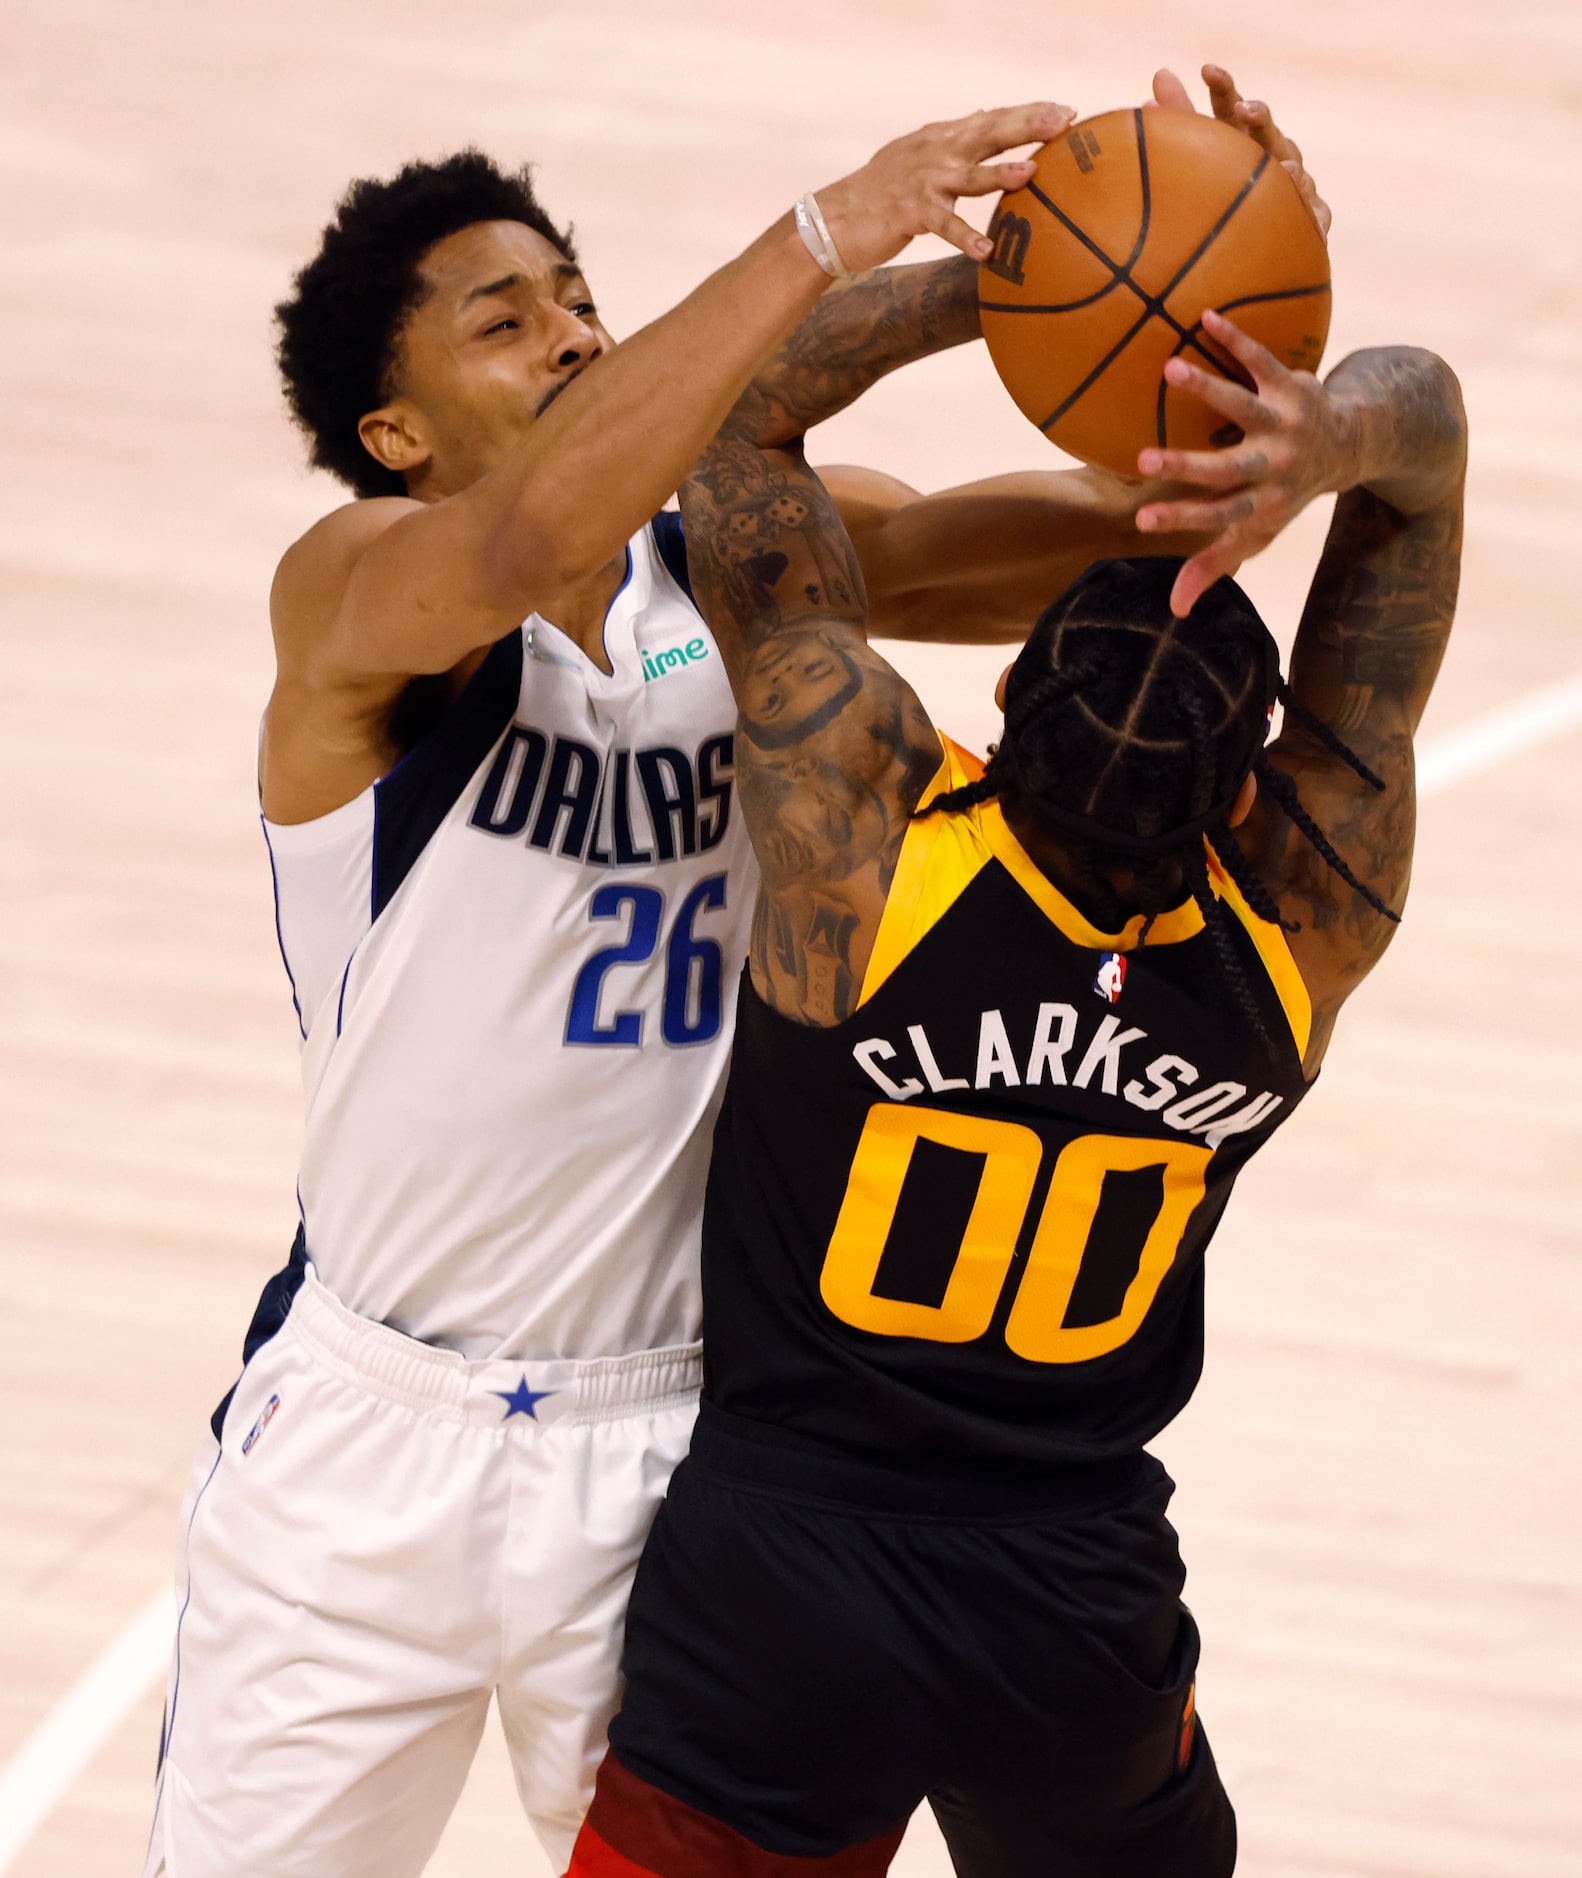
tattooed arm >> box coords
[726,255,981,449]
[737,68,1327,642]
[1259,349,1465,1065]
[1143,321,1467,1070]
[727,255,1209,642]
[679,430,941,1027]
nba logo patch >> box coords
[241,1394,280,1456]
[1093,952,1127,1003]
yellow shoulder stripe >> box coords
[859,742,1313,1059]
[1204,843,1313,1058]
[981,802,1204,950]
[859,737,993,1006]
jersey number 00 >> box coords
[820,1103,1212,1365]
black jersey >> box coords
[701,738,1313,1481]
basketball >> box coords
[979,107,1332,474]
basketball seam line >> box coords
[1018,115,1241,392]
[1154,282,1333,447]
[1212,283,1332,315]
[1030,107,1155,279]
[1004,117,1277,435]
[979,280,1328,318]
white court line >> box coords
[0,667,1578,1871]
[0,1590,171,1875]
[1416,668,1582,797]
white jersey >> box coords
[262,518,755,1361]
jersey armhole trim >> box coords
[650,511,693,602]
[260,816,307,1041]
[370,630,525,922]
[1205,842,1313,1058]
[859,734,992,1006]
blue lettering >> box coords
[469,729,735,871]
[696,734,734,852]
[470,726,547,837]
[528,736,600,858]
[637,747,698,861]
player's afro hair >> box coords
[275,152,577,498]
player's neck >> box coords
[1001,797,1184,927]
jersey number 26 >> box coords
[564,874,728,1048]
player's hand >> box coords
[1149,64,1331,239]
[1133,309,1357,616]
[816,103,1076,271]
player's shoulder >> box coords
[270,497,423,655]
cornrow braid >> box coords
[1172,690,1281,1042]
[1177,691,1220,819]
[1253,758,1402,924]
[917,659,1099,822]
[1275,676,1386,791]
[1182,842,1277,1053]
[919,760,1005,821]
[1204,821,1296,932]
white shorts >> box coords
[144,1267,700,1878]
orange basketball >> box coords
[979,108,1331,474]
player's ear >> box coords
[358,399,433,482]
[994,663,1014,713]
[1227,770,1257,826]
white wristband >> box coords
[794,191,851,281]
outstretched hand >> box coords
[1149,63,1331,238]
[1134,309,1358,617]
[817,103,1076,273]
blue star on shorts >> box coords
[493,1375,557,1420]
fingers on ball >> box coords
[1164,358,1277,429]
[1200,309,1283,379]
[1142,443,1269,490]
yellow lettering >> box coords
[1005,1134,1211,1363]
[820,1105,1042,1343]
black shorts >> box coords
[573,1408,1235,1878]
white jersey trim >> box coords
[260,793,374,1043]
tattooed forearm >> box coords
[681,431,869,664]
[723,255,979,449]
[1247,347,1466,1056]
[1291,488,1463,740]
[1288,348,1466,742]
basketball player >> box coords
[569,310,1466,1874]
[143,101,1088,1878]
[144,66,1322,1876]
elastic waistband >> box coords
[688,1404,1158,1520]
[286,1268,702,1429]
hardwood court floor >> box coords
[0,2,1578,1873]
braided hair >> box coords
[921,557,1399,1049]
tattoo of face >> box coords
[680,431,942,1028]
